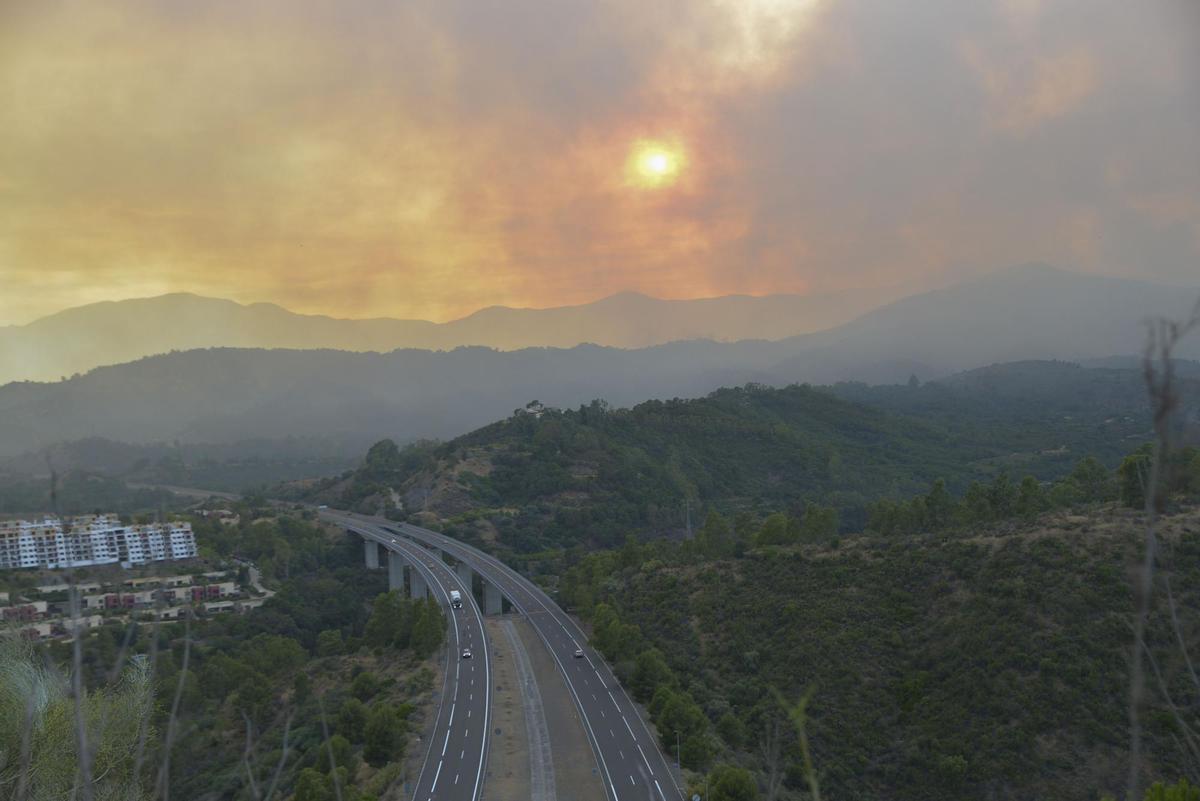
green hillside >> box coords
[559,501,1200,801]
[308,362,1171,552]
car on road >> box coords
[573,648,584,658]
[461,648,472,659]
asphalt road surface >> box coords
[335,512,684,801]
[339,517,491,801]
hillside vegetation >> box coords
[559,499,1200,801]
[307,361,1191,552]
[25,510,446,801]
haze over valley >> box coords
[1,264,1196,473]
[0,283,909,385]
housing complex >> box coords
[0,514,197,570]
[1,571,258,640]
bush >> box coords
[0,639,154,799]
[363,704,406,767]
[338,697,368,743]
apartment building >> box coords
[0,515,197,570]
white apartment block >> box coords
[0,515,197,570]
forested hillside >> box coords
[305,362,1188,553]
[558,496,1200,801]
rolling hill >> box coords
[0,286,901,385]
[769,264,1200,381]
[302,360,1192,551]
[1,265,1196,470]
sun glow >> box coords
[627,140,685,188]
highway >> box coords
[340,518,491,801]
[334,512,684,801]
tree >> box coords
[0,639,155,800]
[717,712,747,749]
[1048,477,1082,508]
[800,503,838,541]
[681,731,713,771]
[1070,456,1115,503]
[293,672,311,703]
[1144,779,1200,801]
[961,481,992,523]
[698,511,732,557]
[294,767,334,801]
[925,478,955,529]
[708,763,759,801]
[867,499,899,535]
[631,649,675,702]
[365,592,412,649]
[987,473,1018,519]
[243,634,305,676]
[364,704,405,766]
[325,733,357,776]
[1120,445,1154,508]
[362,439,403,479]
[1184,449,1200,495]
[232,671,273,726]
[317,628,345,657]
[338,697,368,742]
[410,599,445,658]
[1015,476,1047,520]
[654,689,708,761]
[756,513,791,547]
[352,671,381,701]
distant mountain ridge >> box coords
[0,285,905,384]
[772,264,1200,376]
[0,265,1196,465]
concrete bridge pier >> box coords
[387,550,405,593]
[364,539,380,569]
[408,565,428,600]
[483,579,503,616]
[455,561,474,594]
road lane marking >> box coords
[391,522,638,801]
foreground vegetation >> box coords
[2,509,446,801]
[559,483,1200,801]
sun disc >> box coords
[627,140,685,188]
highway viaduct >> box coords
[328,511,684,801]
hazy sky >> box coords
[1,0,1197,325]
